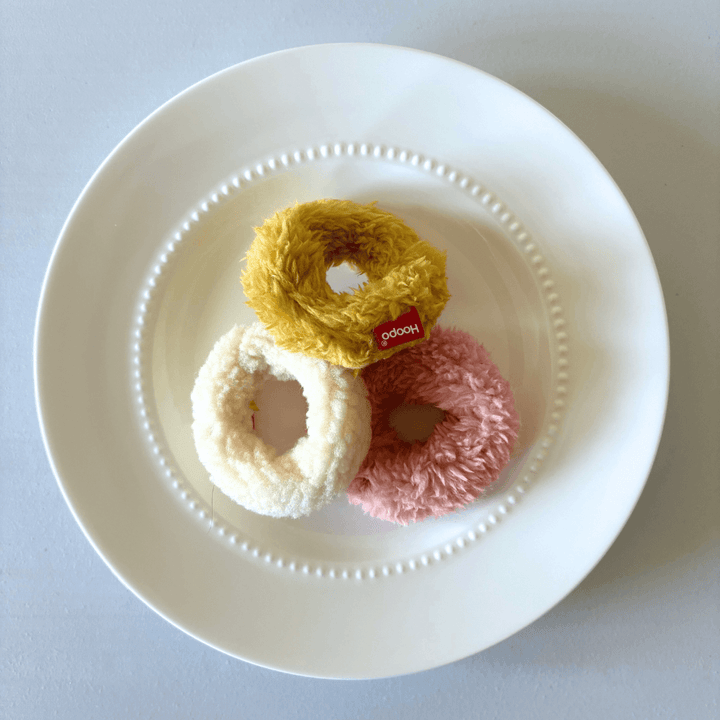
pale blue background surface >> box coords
[2,1,718,717]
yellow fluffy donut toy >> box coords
[241,199,450,369]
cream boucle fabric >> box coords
[191,323,372,518]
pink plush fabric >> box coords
[347,326,519,524]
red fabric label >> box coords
[373,307,424,349]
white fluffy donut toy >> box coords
[191,323,372,518]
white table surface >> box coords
[3,0,718,717]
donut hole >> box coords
[253,378,309,455]
[325,261,369,295]
[389,403,446,444]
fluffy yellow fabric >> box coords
[241,199,450,368]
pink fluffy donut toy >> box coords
[347,326,519,524]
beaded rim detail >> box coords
[132,142,569,580]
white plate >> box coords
[34,44,669,678]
